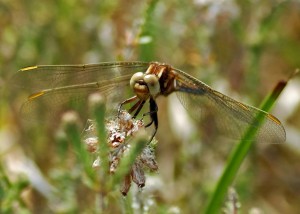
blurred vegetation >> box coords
[1,0,300,213]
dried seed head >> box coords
[120,173,132,196]
[84,137,98,153]
[82,110,158,195]
[131,161,145,188]
[61,111,80,125]
[88,93,105,109]
[92,157,101,169]
[140,145,158,171]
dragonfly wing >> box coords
[173,68,286,143]
[12,61,150,92]
[20,82,126,122]
[13,62,150,122]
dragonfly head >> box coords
[144,74,160,97]
[130,72,160,100]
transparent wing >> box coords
[12,61,150,92]
[173,68,286,143]
[12,62,150,122]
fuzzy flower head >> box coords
[82,110,158,195]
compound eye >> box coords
[130,72,144,89]
[144,74,160,97]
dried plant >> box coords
[82,110,158,196]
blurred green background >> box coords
[1,0,300,213]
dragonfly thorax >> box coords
[130,72,160,100]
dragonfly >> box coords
[13,61,286,143]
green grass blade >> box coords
[204,76,291,214]
[113,132,148,186]
[62,112,96,182]
[138,0,159,61]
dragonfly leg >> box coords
[143,98,158,143]
[132,100,146,118]
[118,96,138,117]
[128,99,142,114]
[119,96,158,144]
[118,96,147,119]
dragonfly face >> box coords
[14,62,286,143]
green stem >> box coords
[204,77,290,214]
